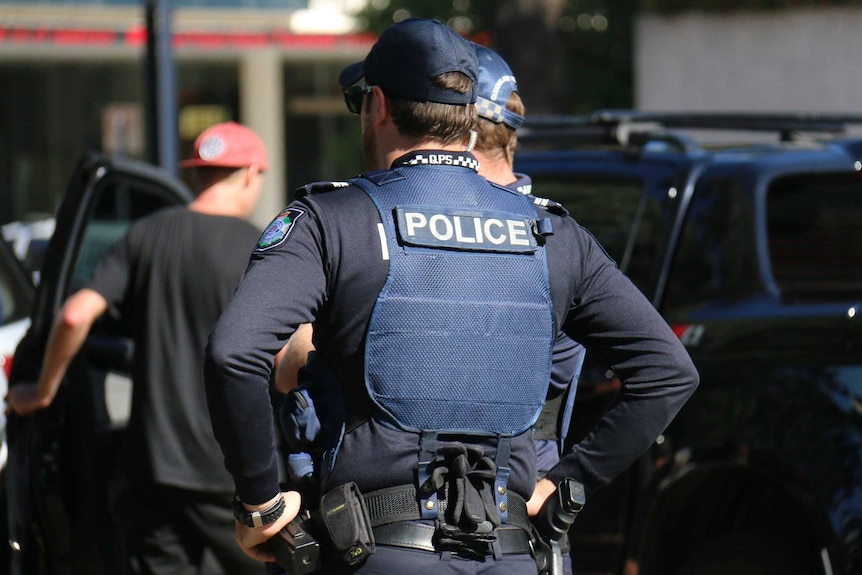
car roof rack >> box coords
[518,110,862,151]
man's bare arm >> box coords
[273,323,315,394]
[6,288,108,415]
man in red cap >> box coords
[8,121,270,575]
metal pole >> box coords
[144,0,178,176]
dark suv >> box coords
[514,112,862,575]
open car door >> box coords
[7,153,193,575]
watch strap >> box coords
[232,495,286,528]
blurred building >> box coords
[635,8,862,118]
[0,0,374,229]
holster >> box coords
[313,482,375,568]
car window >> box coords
[68,174,187,294]
[529,175,667,295]
[661,176,760,318]
[530,176,644,264]
[767,173,862,303]
[0,240,35,325]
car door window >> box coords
[69,174,185,294]
[530,176,645,262]
[662,176,760,318]
[530,175,669,297]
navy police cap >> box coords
[472,42,524,130]
[339,18,478,105]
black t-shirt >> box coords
[88,206,260,492]
[205,153,699,506]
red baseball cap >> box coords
[179,121,268,172]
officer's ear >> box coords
[369,85,388,128]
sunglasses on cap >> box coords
[343,85,375,115]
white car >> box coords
[1,218,55,286]
[0,239,35,470]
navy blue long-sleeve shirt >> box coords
[204,154,698,506]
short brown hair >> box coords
[377,72,477,145]
[474,90,525,166]
[188,166,247,195]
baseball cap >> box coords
[472,43,524,130]
[179,121,268,172]
[339,18,478,105]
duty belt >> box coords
[373,522,532,556]
[362,484,535,557]
[363,483,531,530]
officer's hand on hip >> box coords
[527,477,557,517]
[236,491,301,563]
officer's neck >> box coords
[378,128,472,171]
[473,150,516,187]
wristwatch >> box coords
[232,495,286,528]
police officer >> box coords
[274,45,586,484]
[470,41,584,486]
[270,43,586,574]
[204,17,699,575]
[470,42,583,575]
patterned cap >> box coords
[472,42,524,130]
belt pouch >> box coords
[317,482,376,567]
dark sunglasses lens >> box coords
[345,87,363,114]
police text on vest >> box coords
[395,206,537,253]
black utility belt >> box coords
[373,521,533,556]
[362,483,536,559]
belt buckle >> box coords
[434,521,497,559]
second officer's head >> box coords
[471,43,525,167]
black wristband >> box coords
[232,495,286,528]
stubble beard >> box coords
[361,113,379,171]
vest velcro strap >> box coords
[362,483,531,533]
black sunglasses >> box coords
[343,85,375,115]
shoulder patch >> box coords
[256,207,307,252]
[295,180,349,198]
[529,195,569,217]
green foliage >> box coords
[356,0,494,34]
[639,0,860,12]
[356,0,635,115]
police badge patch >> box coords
[256,207,307,252]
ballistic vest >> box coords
[352,154,555,437]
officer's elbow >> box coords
[204,328,268,389]
[676,355,700,400]
[204,334,232,384]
